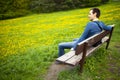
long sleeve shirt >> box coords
[73,21,112,50]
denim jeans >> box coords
[58,38,79,57]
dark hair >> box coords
[91,8,100,18]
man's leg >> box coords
[73,38,79,41]
[58,42,75,57]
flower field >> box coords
[0,10,88,58]
[0,1,120,80]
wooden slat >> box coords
[56,50,75,62]
[86,36,109,56]
[77,30,107,46]
[86,46,99,56]
[87,31,110,46]
[102,36,109,43]
[65,53,82,66]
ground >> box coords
[44,61,74,80]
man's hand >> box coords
[110,24,115,27]
[70,48,74,51]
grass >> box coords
[0,1,120,80]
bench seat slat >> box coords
[56,51,75,62]
[65,53,82,66]
[102,36,109,43]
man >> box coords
[58,8,113,57]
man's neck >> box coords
[93,18,99,21]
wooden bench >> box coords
[56,26,114,72]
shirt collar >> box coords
[93,18,99,21]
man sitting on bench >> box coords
[57,8,113,58]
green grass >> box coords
[0,1,120,80]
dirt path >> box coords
[44,61,74,80]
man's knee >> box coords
[73,38,79,41]
[58,43,64,48]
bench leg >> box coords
[79,59,85,73]
[106,40,110,49]
[106,27,114,49]
[79,43,87,73]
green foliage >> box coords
[79,0,101,7]
[0,0,13,13]
[0,9,30,20]
[29,0,110,13]
[0,0,31,20]
[101,0,110,3]
[30,0,56,13]
[0,0,110,20]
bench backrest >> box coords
[86,30,110,47]
[75,27,114,55]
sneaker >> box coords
[55,61,63,64]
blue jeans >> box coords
[58,38,79,57]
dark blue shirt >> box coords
[73,21,112,49]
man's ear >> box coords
[94,12,97,17]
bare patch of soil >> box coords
[44,61,74,80]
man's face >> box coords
[88,10,96,21]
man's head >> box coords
[88,8,100,21]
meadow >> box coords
[0,1,120,80]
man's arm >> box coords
[101,22,114,31]
[72,22,92,50]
